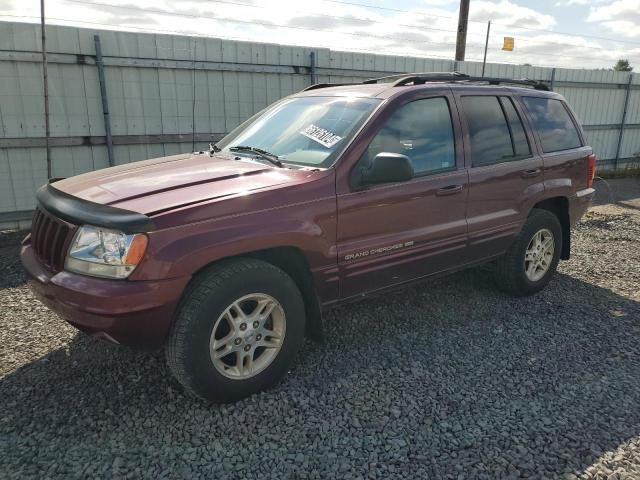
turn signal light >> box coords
[123,234,149,265]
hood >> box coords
[52,153,314,215]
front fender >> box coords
[156,219,333,277]
[130,191,338,302]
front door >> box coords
[336,95,469,299]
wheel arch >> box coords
[190,246,324,343]
[532,196,570,260]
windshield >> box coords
[215,96,381,168]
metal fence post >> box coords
[614,73,633,169]
[40,0,52,180]
[550,68,556,91]
[191,39,197,153]
[94,34,114,167]
[310,51,317,85]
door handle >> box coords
[521,168,541,178]
[436,184,464,196]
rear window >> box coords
[461,96,530,166]
[522,97,582,153]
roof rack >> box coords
[366,72,550,90]
[362,72,470,85]
[303,71,550,92]
[302,82,355,92]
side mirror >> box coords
[360,152,414,186]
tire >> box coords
[165,258,306,402]
[494,209,562,297]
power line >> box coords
[0,14,489,62]
[5,6,636,67]
[316,0,640,46]
[153,0,485,36]
[6,14,614,69]
[8,0,640,55]
[3,13,629,68]
[61,0,477,55]
[65,0,640,54]
[322,0,475,22]
[66,0,479,40]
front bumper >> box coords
[21,243,190,349]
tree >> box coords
[613,59,633,71]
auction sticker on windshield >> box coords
[300,124,342,148]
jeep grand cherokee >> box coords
[21,72,596,402]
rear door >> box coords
[519,95,592,198]
[336,94,469,299]
[457,93,545,262]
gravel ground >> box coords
[1,179,640,479]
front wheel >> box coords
[165,258,306,402]
[494,209,562,296]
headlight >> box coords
[64,225,148,279]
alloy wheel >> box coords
[209,293,286,380]
[524,228,555,282]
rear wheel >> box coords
[166,258,305,402]
[494,209,562,296]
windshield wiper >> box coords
[209,142,221,154]
[229,146,283,168]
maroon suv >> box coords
[21,73,596,402]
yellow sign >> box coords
[502,37,514,51]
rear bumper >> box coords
[21,243,190,349]
[570,187,595,225]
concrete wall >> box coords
[1,21,638,228]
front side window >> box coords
[216,96,381,168]
[364,97,456,175]
[462,95,531,167]
[521,96,582,153]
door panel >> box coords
[466,160,544,260]
[335,93,469,299]
[457,93,545,262]
[337,170,468,298]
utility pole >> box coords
[40,0,52,179]
[481,21,491,77]
[455,0,470,62]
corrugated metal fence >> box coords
[1,21,639,227]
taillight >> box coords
[587,153,596,188]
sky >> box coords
[1,0,639,69]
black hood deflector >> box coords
[36,184,155,233]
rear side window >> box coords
[501,97,531,157]
[365,97,455,175]
[461,96,530,166]
[522,97,582,153]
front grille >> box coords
[31,208,76,272]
